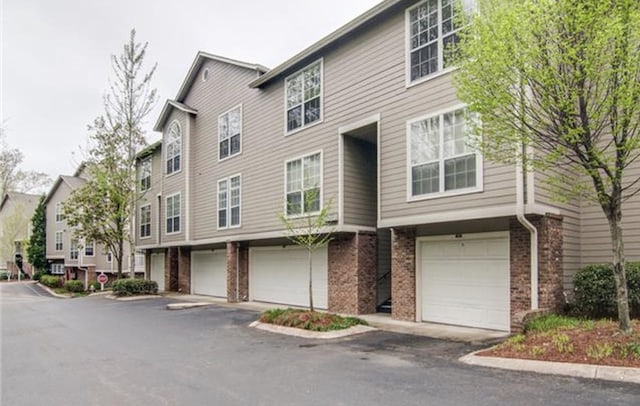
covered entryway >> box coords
[191,250,227,297]
[418,232,510,331]
[249,246,328,309]
[150,252,165,292]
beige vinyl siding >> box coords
[343,137,377,226]
[136,147,163,247]
[162,109,187,243]
[45,182,71,259]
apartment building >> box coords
[0,192,39,275]
[135,0,640,332]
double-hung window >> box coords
[139,158,152,191]
[407,0,473,83]
[217,175,241,229]
[409,108,480,198]
[51,263,65,275]
[165,193,181,234]
[70,239,78,260]
[85,240,94,257]
[140,204,151,238]
[286,60,322,133]
[55,231,63,251]
[166,121,182,175]
[55,203,63,222]
[285,152,321,216]
[218,105,242,160]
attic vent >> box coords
[202,68,210,82]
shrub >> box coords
[0,271,9,280]
[89,281,102,291]
[64,280,84,293]
[40,275,63,288]
[33,271,47,281]
[573,262,640,318]
[524,314,581,333]
[259,308,368,332]
[112,279,158,296]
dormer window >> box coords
[166,121,182,175]
[285,60,322,133]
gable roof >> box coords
[136,140,162,159]
[249,0,404,88]
[0,192,40,214]
[153,100,198,132]
[43,175,87,205]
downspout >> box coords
[516,147,539,310]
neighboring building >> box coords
[0,192,40,275]
[44,165,143,288]
[135,0,639,332]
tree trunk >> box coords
[308,248,314,312]
[117,238,124,279]
[130,240,136,280]
[606,210,631,333]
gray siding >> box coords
[161,109,187,243]
[343,137,377,226]
[136,146,163,247]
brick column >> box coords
[87,266,96,288]
[178,246,191,293]
[144,250,151,280]
[328,232,377,314]
[227,242,249,302]
[166,247,179,292]
[391,227,416,321]
[510,214,564,331]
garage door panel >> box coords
[150,253,165,292]
[420,233,510,331]
[192,251,227,298]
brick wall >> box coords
[391,227,416,321]
[327,232,377,314]
[166,247,179,292]
[178,247,191,293]
[227,242,249,302]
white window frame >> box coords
[284,59,324,135]
[217,174,242,230]
[218,104,243,161]
[165,120,182,176]
[139,204,152,239]
[106,251,112,263]
[55,203,63,223]
[406,105,483,201]
[55,231,63,251]
[70,239,78,260]
[165,193,181,235]
[283,151,323,218]
[51,263,65,275]
[84,240,95,257]
[139,157,152,192]
[405,0,473,87]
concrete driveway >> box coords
[2,282,639,405]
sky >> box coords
[1,0,381,182]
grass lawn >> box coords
[479,314,640,367]
[259,308,368,332]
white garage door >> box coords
[191,250,227,297]
[419,232,510,331]
[250,246,328,309]
[150,252,165,292]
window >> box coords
[55,203,63,222]
[407,0,473,83]
[218,175,241,229]
[285,60,322,132]
[85,240,94,256]
[165,194,181,234]
[218,105,242,160]
[139,158,152,191]
[55,231,63,251]
[106,252,112,263]
[70,239,78,260]
[202,68,210,81]
[285,152,321,216]
[140,204,151,238]
[50,263,65,275]
[409,108,480,198]
[166,121,182,174]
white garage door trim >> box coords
[191,250,227,298]
[416,231,510,331]
[249,245,328,309]
[150,252,165,292]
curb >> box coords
[36,282,71,298]
[105,294,160,301]
[249,321,377,339]
[460,351,640,384]
[167,302,213,310]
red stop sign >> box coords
[97,274,108,284]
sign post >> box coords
[97,273,108,291]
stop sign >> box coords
[97,273,108,284]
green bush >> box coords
[64,280,84,293]
[259,308,368,332]
[33,271,47,281]
[40,275,63,288]
[112,279,158,296]
[573,262,640,318]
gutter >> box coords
[515,146,539,310]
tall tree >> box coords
[0,127,51,198]
[455,0,640,331]
[63,29,157,278]
[27,196,47,272]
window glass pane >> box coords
[231,207,240,226]
[411,117,440,165]
[303,154,320,189]
[287,160,302,193]
[444,154,476,191]
[230,134,241,155]
[287,106,302,131]
[229,108,241,136]
[412,162,439,195]
[218,209,227,228]
[287,192,302,215]
[304,98,320,125]
[304,187,321,213]
[304,65,321,101]
[230,186,240,207]
[219,114,229,140]
[219,139,230,160]
[286,75,303,108]
[443,33,460,68]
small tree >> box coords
[0,128,50,198]
[455,0,640,332]
[27,195,47,272]
[278,190,333,312]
